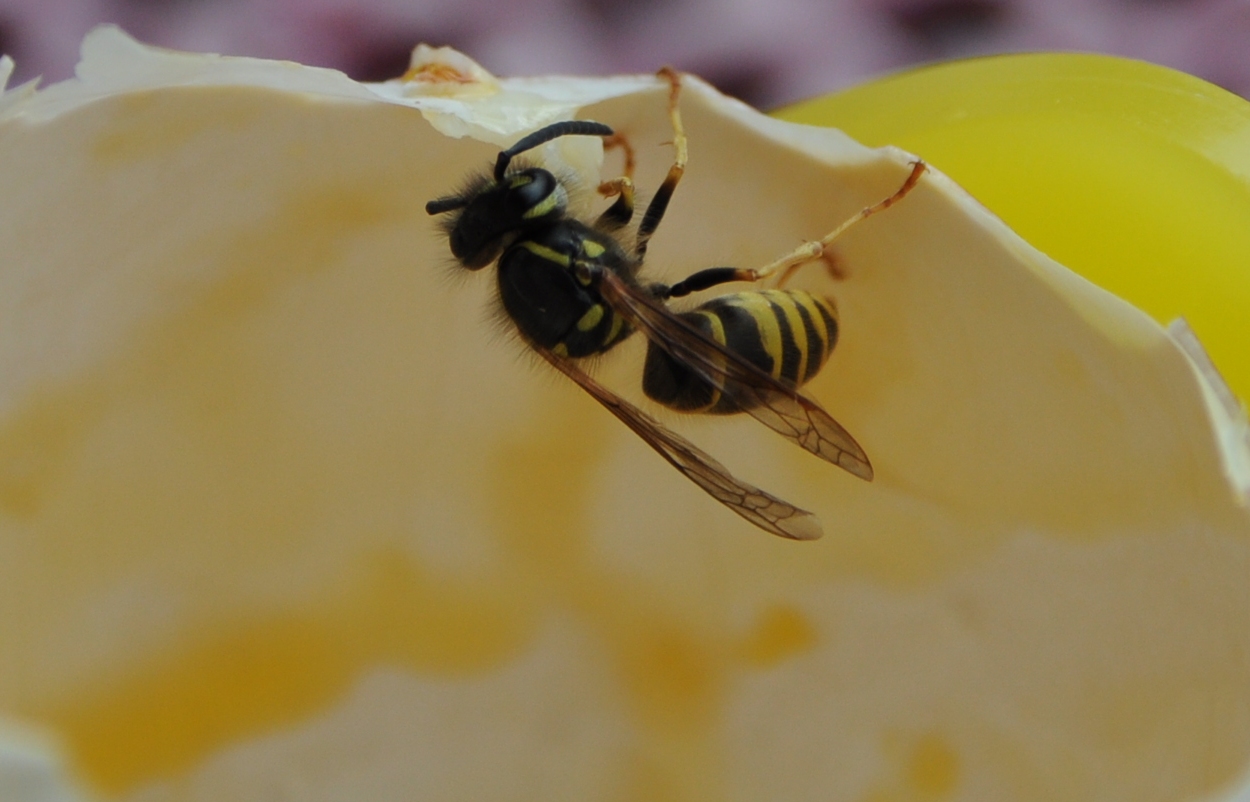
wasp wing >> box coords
[596,269,873,480]
[536,345,822,540]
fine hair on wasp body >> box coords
[425,67,926,540]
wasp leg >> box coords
[595,133,638,229]
[654,266,755,299]
[776,248,846,288]
[596,176,636,229]
[604,131,637,179]
[635,67,687,258]
[653,161,925,299]
[752,160,927,287]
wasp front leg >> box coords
[594,132,639,230]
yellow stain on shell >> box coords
[0,389,103,518]
[907,733,960,797]
[737,603,818,667]
[0,87,536,793]
[39,554,531,793]
[616,620,721,731]
[864,731,961,801]
[482,383,743,791]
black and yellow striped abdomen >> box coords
[642,289,839,414]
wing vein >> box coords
[596,269,873,480]
[535,345,823,540]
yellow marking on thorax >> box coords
[724,294,783,379]
[576,304,604,332]
[763,290,809,383]
[551,343,569,357]
[581,239,606,258]
[518,241,570,267]
[604,311,625,345]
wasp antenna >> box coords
[494,120,615,180]
[426,196,469,215]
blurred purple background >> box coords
[1,0,1248,108]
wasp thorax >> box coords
[444,168,567,270]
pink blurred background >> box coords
[1,0,1248,108]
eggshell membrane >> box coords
[0,26,1247,802]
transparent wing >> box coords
[596,269,873,480]
[536,345,822,540]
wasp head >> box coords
[426,168,567,270]
[426,119,615,270]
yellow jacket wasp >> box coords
[427,69,923,540]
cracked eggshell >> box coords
[780,52,1250,405]
[0,24,1248,802]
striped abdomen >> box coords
[642,289,839,414]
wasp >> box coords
[426,69,924,540]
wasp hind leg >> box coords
[670,162,928,299]
[652,162,926,300]
[772,160,927,287]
